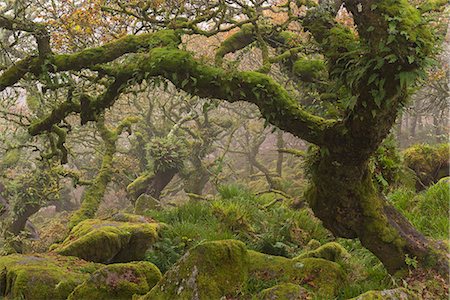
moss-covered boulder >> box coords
[258,283,311,300]
[141,240,249,299]
[139,239,346,299]
[0,253,99,300]
[108,212,155,223]
[294,241,349,262]
[134,194,160,214]
[68,261,162,300]
[248,250,345,298]
[53,216,160,263]
[350,287,418,299]
[403,143,449,190]
[305,239,321,250]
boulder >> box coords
[68,261,162,300]
[350,288,418,299]
[249,250,346,298]
[0,253,98,300]
[139,239,346,299]
[294,242,349,262]
[141,239,249,299]
[134,194,160,214]
[53,215,160,263]
[258,283,311,300]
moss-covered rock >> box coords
[258,283,311,300]
[134,194,160,214]
[108,212,154,223]
[350,287,418,299]
[305,239,321,250]
[248,250,345,298]
[294,241,349,262]
[141,240,249,299]
[68,261,161,300]
[53,216,160,263]
[139,239,346,299]
[0,253,99,300]
[403,143,449,190]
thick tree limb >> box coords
[113,48,336,146]
[0,30,181,91]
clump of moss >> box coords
[247,250,346,297]
[108,212,154,223]
[0,253,99,300]
[350,287,418,299]
[258,283,311,299]
[53,216,160,263]
[293,58,326,82]
[68,261,162,300]
[141,239,249,299]
[294,241,349,262]
[403,143,449,190]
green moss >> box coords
[419,0,448,12]
[0,253,99,300]
[377,0,434,57]
[0,56,36,91]
[54,218,160,263]
[1,148,21,168]
[69,117,138,228]
[350,287,418,299]
[109,212,154,223]
[403,143,449,189]
[52,30,180,71]
[305,239,321,250]
[248,250,346,297]
[114,46,336,146]
[28,100,82,136]
[134,194,161,214]
[127,172,153,200]
[68,149,114,228]
[258,283,311,300]
[295,242,349,262]
[68,261,162,300]
[293,58,326,82]
[141,240,249,299]
[215,24,256,65]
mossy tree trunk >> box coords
[69,116,137,228]
[307,155,447,274]
[0,183,40,252]
[127,168,179,202]
[247,133,281,190]
[301,0,448,274]
[146,168,179,199]
[182,158,210,195]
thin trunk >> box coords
[410,113,418,139]
[68,116,136,228]
[396,113,402,148]
[146,168,178,199]
[276,130,284,177]
[128,168,178,202]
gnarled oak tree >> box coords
[0,0,447,274]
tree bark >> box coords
[146,168,178,199]
[276,130,284,177]
[128,168,178,202]
[307,155,448,275]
